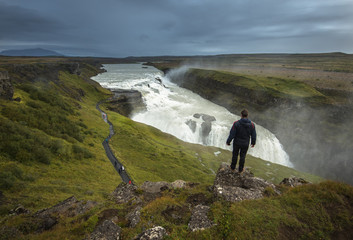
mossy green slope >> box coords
[184,68,329,108]
[191,68,325,98]
[0,62,122,214]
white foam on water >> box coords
[92,63,292,167]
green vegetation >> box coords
[101,105,321,185]
[147,52,353,73]
[0,61,121,214]
[3,180,351,239]
[1,56,351,239]
[190,68,326,100]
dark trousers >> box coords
[231,144,249,172]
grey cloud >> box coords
[1,0,352,56]
[0,2,67,41]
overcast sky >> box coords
[1,0,352,57]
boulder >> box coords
[201,114,216,122]
[9,205,30,215]
[193,113,216,122]
[185,119,197,133]
[213,162,280,202]
[134,226,167,240]
[35,196,97,219]
[126,206,142,228]
[280,177,310,187]
[193,113,201,119]
[214,185,263,202]
[188,205,214,231]
[201,121,212,143]
[191,113,217,143]
[85,220,122,240]
[171,180,187,189]
[33,196,98,232]
[141,181,170,194]
[111,182,140,204]
[108,89,146,117]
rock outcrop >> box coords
[141,181,170,193]
[85,220,122,240]
[0,71,13,100]
[188,205,214,231]
[33,196,97,232]
[107,89,146,117]
[213,162,280,202]
[185,119,197,133]
[9,205,30,216]
[134,226,167,240]
[35,196,97,219]
[126,206,142,228]
[1,161,315,238]
[280,177,311,187]
[171,180,187,189]
[111,182,140,204]
[185,113,217,144]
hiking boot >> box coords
[229,166,235,172]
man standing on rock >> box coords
[226,109,256,173]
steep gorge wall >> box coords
[4,62,81,83]
[0,70,13,100]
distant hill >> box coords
[0,48,64,57]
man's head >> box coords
[241,109,248,118]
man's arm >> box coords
[251,122,256,147]
[226,122,237,145]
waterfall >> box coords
[92,63,292,167]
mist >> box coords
[165,61,353,184]
[264,102,353,184]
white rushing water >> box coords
[92,63,292,167]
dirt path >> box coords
[96,100,133,184]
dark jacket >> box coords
[226,118,256,147]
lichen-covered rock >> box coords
[134,226,167,240]
[280,177,310,187]
[141,181,170,193]
[213,162,279,202]
[9,205,30,215]
[35,196,97,219]
[33,196,98,232]
[85,220,121,240]
[214,185,263,202]
[111,182,140,204]
[213,162,253,187]
[188,205,214,231]
[126,206,142,228]
[171,180,187,189]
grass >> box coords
[99,101,322,185]
[146,53,353,73]
[0,62,121,215]
[3,179,352,240]
[189,68,327,100]
[2,56,349,240]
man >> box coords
[226,109,256,173]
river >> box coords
[92,63,292,167]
